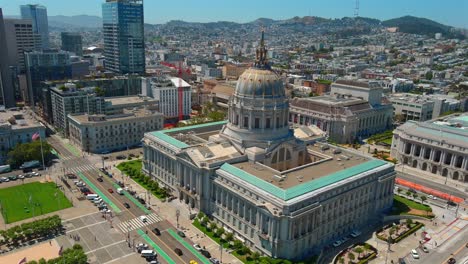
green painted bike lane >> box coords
[77,172,121,213]
[137,229,176,264]
[167,229,211,264]
[64,142,81,157]
[108,181,151,214]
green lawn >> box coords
[392,195,432,217]
[116,159,142,172]
[0,182,72,223]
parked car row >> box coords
[86,194,111,214]
[332,230,361,247]
[0,171,41,182]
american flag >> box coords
[32,132,40,141]
[18,257,27,264]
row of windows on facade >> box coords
[231,115,287,129]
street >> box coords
[48,135,209,264]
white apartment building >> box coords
[142,76,192,119]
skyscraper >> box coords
[61,32,83,56]
[20,4,49,49]
[0,8,16,108]
[102,0,145,74]
[4,19,41,72]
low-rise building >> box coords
[0,108,46,163]
[388,94,435,122]
[68,108,163,153]
[290,80,393,143]
[391,114,468,183]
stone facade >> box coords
[391,115,468,183]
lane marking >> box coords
[167,229,211,264]
[137,229,176,264]
[66,220,108,233]
[102,252,137,264]
[85,240,127,254]
[78,172,121,213]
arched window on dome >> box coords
[286,149,291,160]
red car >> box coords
[108,188,114,193]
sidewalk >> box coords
[395,165,467,193]
[108,161,242,264]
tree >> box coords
[363,243,371,253]
[412,193,418,201]
[354,247,364,258]
[224,232,234,242]
[406,219,413,228]
[406,191,412,197]
[251,251,260,263]
[348,252,355,262]
[7,140,52,169]
[425,71,433,80]
[215,227,224,238]
[397,188,402,195]
[339,257,345,264]
[197,212,205,220]
[420,195,427,204]
[94,86,105,97]
[233,240,243,250]
[209,222,217,231]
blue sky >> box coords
[1,0,466,28]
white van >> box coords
[411,249,419,259]
[93,198,103,204]
[86,194,98,200]
[141,250,156,258]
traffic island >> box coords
[334,243,377,264]
[376,219,424,244]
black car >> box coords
[201,250,211,258]
[152,228,161,236]
[447,258,456,264]
[116,155,127,160]
[123,202,130,208]
[9,175,17,181]
[174,248,183,256]
[99,168,105,173]
[97,177,103,182]
[447,201,456,206]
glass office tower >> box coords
[20,4,49,49]
[102,0,145,74]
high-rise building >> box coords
[20,4,49,49]
[25,50,72,107]
[0,8,16,108]
[61,32,83,56]
[102,0,145,74]
[4,19,41,72]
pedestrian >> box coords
[442,214,445,219]
[49,241,52,246]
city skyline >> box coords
[0,0,467,28]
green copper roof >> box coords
[219,159,388,201]
[149,121,227,149]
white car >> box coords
[1,177,9,182]
[333,240,342,247]
[139,216,148,222]
[428,195,437,200]
[193,244,202,251]
[411,249,420,259]
[350,230,362,238]
[18,175,25,179]
[32,172,40,176]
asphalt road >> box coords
[397,172,467,200]
[48,136,206,264]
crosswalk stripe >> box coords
[116,213,163,233]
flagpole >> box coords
[39,130,45,170]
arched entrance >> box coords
[403,157,409,165]
[452,171,459,181]
[431,166,437,174]
[412,160,418,168]
[464,174,468,183]
[421,163,427,171]
[442,168,448,177]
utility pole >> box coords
[176,209,180,228]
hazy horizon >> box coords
[0,0,466,28]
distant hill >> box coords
[48,15,102,29]
[382,16,463,38]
